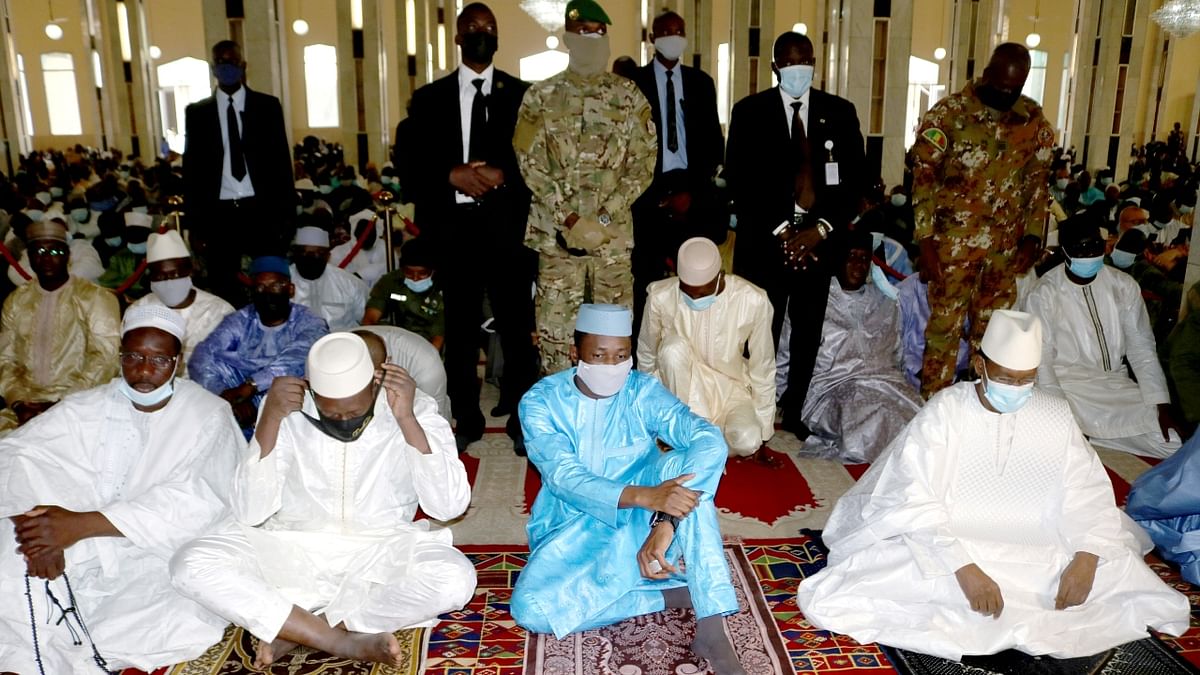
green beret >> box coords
[565,0,612,25]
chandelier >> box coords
[1152,0,1200,38]
[520,0,567,33]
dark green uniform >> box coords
[366,271,445,343]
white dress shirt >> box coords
[456,63,494,204]
[216,86,255,200]
[653,59,688,172]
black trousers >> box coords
[193,197,288,308]
[439,203,538,439]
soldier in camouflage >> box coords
[514,0,657,375]
[912,43,1054,398]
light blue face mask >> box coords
[871,231,884,250]
[1181,205,1195,215]
[70,208,89,223]
[870,263,899,300]
[127,241,148,255]
[132,206,148,214]
[404,276,433,293]
[1066,254,1104,279]
[104,236,122,247]
[777,64,814,99]
[982,366,1034,413]
[681,288,718,311]
[1110,249,1137,269]
[118,377,174,407]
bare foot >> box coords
[253,637,299,669]
[331,631,405,667]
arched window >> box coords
[41,52,82,135]
[304,44,339,128]
[157,57,212,153]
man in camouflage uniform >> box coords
[515,0,657,375]
[912,43,1054,398]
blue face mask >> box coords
[90,197,118,212]
[127,241,148,255]
[870,263,899,299]
[404,276,433,293]
[777,64,814,99]
[213,63,244,87]
[1110,249,1137,269]
[982,366,1034,414]
[1067,254,1104,279]
[681,288,718,311]
[104,236,122,247]
[70,208,89,223]
[118,377,174,407]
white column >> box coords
[0,0,24,173]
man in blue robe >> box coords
[1126,432,1200,586]
[189,256,329,435]
[512,303,744,674]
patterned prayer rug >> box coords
[883,636,1199,675]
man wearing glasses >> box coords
[189,256,329,435]
[0,305,242,674]
[0,218,120,430]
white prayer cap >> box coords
[122,304,187,341]
[307,333,375,399]
[348,208,376,230]
[45,203,64,219]
[294,226,331,248]
[295,178,316,191]
[575,303,632,337]
[677,237,722,286]
[124,211,153,229]
[980,310,1042,371]
[34,191,51,206]
[147,229,191,263]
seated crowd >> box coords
[0,1,1197,673]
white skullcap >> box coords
[34,191,51,206]
[307,333,375,398]
[980,310,1042,371]
[122,304,187,341]
[45,203,64,218]
[124,211,153,229]
[295,178,316,191]
[147,229,191,263]
[294,226,330,248]
[677,237,722,286]
[348,209,376,230]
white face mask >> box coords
[576,357,633,397]
[151,277,193,307]
[118,376,175,407]
[654,35,687,61]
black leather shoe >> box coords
[490,403,512,417]
[455,430,482,453]
[780,413,811,441]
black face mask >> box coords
[302,385,380,443]
[976,84,1021,112]
[252,291,292,324]
[461,32,498,65]
[294,256,328,281]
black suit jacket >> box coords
[402,68,531,250]
[725,86,866,257]
[631,62,724,185]
[182,87,295,223]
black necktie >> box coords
[792,101,815,210]
[227,98,246,181]
[468,78,487,162]
[665,70,678,153]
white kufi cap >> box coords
[980,310,1042,371]
[307,333,375,398]
[122,304,187,341]
[147,229,191,263]
[124,212,153,229]
[676,237,722,286]
[294,226,331,248]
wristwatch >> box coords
[598,212,612,226]
[650,511,681,530]
[815,219,834,240]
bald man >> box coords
[912,43,1055,398]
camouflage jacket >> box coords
[911,80,1054,250]
[514,69,657,257]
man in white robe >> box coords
[131,229,234,377]
[0,305,242,674]
[797,310,1190,661]
[1025,220,1183,457]
[291,225,369,331]
[354,325,452,421]
[331,209,389,288]
[637,237,775,457]
[171,332,475,669]
[802,232,920,463]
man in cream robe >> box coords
[172,332,474,669]
[798,310,1189,661]
[0,218,120,430]
[637,237,774,456]
[291,225,369,331]
[354,325,452,421]
[131,229,234,377]
[0,305,241,674]
[1025,220,1182,457]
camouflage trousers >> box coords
[536,252,633,375]
[921,239,1018,398]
